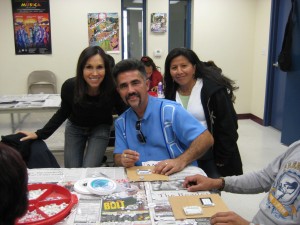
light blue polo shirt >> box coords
[114,96,207,166]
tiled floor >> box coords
[0,113,289,221]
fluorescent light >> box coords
[123,10,128,59]
[126,7,143,10]
[133,0,142,3]
[170,1,180,4]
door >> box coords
[264,0,292,130]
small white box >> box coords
[183,206,203,215]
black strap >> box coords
[278,0,295,71]
[282,0,295,51]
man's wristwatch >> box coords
[218,177,225,191]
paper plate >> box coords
[74,178,93,195]
[16,183,78,225]
[87,177,117,195]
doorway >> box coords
[122,0,146,59]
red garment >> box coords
[149,70,163,90]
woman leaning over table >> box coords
[164,47,243,178]
[19,46,127,168]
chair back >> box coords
[27,70,57,94]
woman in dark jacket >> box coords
[164,47,243,177]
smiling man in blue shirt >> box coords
[112,59,213,175]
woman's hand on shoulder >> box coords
[17,131,38,141]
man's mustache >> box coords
[125,92,140,101]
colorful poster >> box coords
[88,13,119,53]
[150,13,167,33]
[12,0,52,55]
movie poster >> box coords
[12,0,52,55]
[88,13,119,53]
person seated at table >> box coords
[18,46,127,168]
[140,56,163,92]
[183,140,300,225]
[0,142,28,225]
[112,59,214,176]
[1,133,60,168]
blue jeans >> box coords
[64,120,111,168]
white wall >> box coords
[146,0,168,73]
[0,0,121,95]
[0,0,271,119]
[251,0,271,118]
[192,0,271,116]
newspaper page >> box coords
[43,94,61,107]
[28,166,211,225]
[141,163,211,224]
[70,179,151,225]
[0,94,48,103]
[100,180,151,224]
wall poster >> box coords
[12,0,52,55]
[88,13,119,53]
[151,13,167,33]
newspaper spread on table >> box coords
[0,94,60,108]
[28,165,211,225]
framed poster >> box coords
[151,13,167,33]
[88,13,119,53]
[12,0,52,55]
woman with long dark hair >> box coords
[164,47,243,177]
[19,46,126,168]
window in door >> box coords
[169,0,191,50]
[122,0,146,59]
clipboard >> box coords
[168,194,229,219]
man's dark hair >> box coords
[112,59,147,82]
[0,143,28,225]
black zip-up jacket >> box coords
[200,77,243,176]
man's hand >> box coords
[183,174,222,192]
[153,158,185,176]
[18,131,38,141]
[210,211,250,225]
[114,149,139,168]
